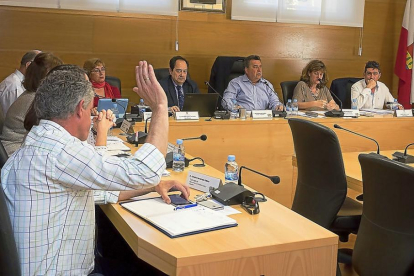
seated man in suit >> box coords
[351,60,403,110]
[222,55,283,111]
[159,56,200,113]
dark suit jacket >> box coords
[159,76,200,107]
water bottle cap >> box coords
[288,99,292,102]
[227,155,235,161]
[394,99,398,102]
[176,139,183,145]
[140,99,144,103]
[293,99,297,102]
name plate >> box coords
[395,109,413,117]
[143,112,152,121]
[120,119,133,133]
[186,171,222,193]
[175,111,199,120]
[251,110,273,119]
[342,109,360,118]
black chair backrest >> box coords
[154,68,170,81]
[280,81,299,105]
[224,59,245,90]
[354,154,414,275]
[288,118,347,228]
[105,76,122,95]
[208,56,245,98]
[0,186,21,276]
[329,77,360,109]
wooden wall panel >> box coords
[0,0,407,101]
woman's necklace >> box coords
[310,86,319,100]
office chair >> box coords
[154,68,170,81]
[353,154,414,275]
[0,141,19,276]
[224,59,245,90]
[280,81,299,104]
[329,78,360,109]
[288,118,362,264]
[105,76,122,95]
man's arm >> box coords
[133,61,168,156]
[351,81,371,109]
[222,80,238,111]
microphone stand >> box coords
[205,81,230,120]
[392,142,414,163]
[334,124,380,154]
[321,79,344,117]
[262,80,287,118]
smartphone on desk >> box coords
[169,194,192,206]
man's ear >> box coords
[169,68,173,75]
[75,100,85,118]
[25,61,32,69]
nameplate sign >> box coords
[143,112,152,121]
[186,171,222,193]
[342,109,360,118]
[252,110,273,120]
[120,119,133,133]
[175,111,199,120]
[395,110,413,117]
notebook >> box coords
[120,197,237,238]
[182,93,219,117]
[97,98,129,119]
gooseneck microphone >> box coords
[392,142,414,163]
[237,166,280,186]
[334,124,380,154]
[204,82,230,120]
[182,134,207,141]
[262,80,287,118]
[319,78,344,117]
[126,116,151,145]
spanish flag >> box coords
[395,0,414,108]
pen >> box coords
[174,203,197,211]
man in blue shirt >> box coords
[222,55,283,111]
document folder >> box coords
[120,197,237,238]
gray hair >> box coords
[34,68,94,120]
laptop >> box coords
[182,93,219,117]
[97,98,129,119]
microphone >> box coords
[211,165,280,206]
[182,134,207,141]
[204,82,230,120]
[320,78,344,117]
[237,166,280,186]
[334,124,380,154]
[392,142,414,163]
[126,116,151,145]
[262,80,287,117]
[165,134,207,168]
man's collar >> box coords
[14,69,24,81]
[242,74,262,84]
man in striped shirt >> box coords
[1,62,189,275]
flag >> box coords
[395,0,414,108]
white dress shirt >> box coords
[351,79,395,109]
[1,120,166,275]
[0,69,24,116]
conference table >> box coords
[100,130,338,276]
[135,114,414,207]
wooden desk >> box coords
[135,116,414,207]
[101,134,338,276]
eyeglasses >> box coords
[91,67,106,74]
[365,71,379,76]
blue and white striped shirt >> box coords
[1,120,165,275]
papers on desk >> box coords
[297,111,326,118]
[361,108,394,115]
[121,197,238,238]
[105,136,131,156]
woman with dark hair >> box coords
[83,58,121,107]
[293,60,339,111]
[1,52,62,155]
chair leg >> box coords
[338,248,353,264]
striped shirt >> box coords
[1,120,165,275]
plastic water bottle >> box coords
[230,100,239,119]
[292,99,298,115]
[286,99,292,115]
[351,98,358,110]
[225,155,239,184]
[172,139,185,172]
[392,99,399,110]
[138,99,146,117]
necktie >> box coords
[177,86,184,110]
